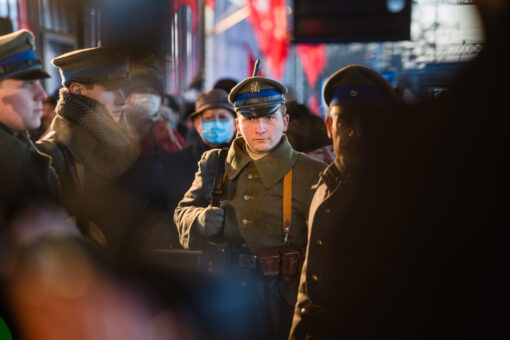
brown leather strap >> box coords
[210,148,229,207]
[282,169,292,245]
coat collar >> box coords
[225,134,298,188]
[49,115,97,164]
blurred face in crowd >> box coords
[236,105,289,154]
[307,145,335,164]
[69,82,125,122]
[326,103,363,171]
[126,87,162,120]
[0,79,47,131]
[193,107,235,146]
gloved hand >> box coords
[196,205,225,236]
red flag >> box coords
[203,0,216,9]
[247,0,289,80]
[307,93,320,116]
[172,0,198,33]
[18,0,31,30]
[296,44,328,88]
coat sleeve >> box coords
[173,149,219,249]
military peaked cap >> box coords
[228,76,287,118]
[323,64,399,107]
[52,46,128,86]
[0,29,49,80]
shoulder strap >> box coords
[210,148,229,207]
[282,169,293,245]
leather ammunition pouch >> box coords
[256,245,304,281]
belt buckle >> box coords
[238,254,257,269]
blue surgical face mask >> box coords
[201,119,233,145]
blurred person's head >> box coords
[125,57,165,122]
[213,77,238,94]
[52,46,129,122]
[41,89,59,128]
[229,76,289,154]
[286,104,334,163]
[0,30,49,132]
[323,65,400,173]
[190,89,235,147]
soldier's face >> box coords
[326,104,363,171]
[73,83,125,122]
[0,79,47,132]
[236,107,289,153]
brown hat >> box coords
[189,89,235,120]
[0,29,49,80]
[323,64,399,107]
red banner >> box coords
[203,0,216,9]
[296,44,328,88]
[247,0,289,80]
[172,0,198,33]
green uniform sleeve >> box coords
[173,149,219,249]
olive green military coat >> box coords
[174,135,327,253]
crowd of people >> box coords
[0,0,507,337]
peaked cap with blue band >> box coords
[52,46,129,86]
[323,64,399,107]
[228,76,287,118]
[0,29,49,80]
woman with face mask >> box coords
[124,76,186,158]
[161,88,236,248]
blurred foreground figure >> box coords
[0,29,59,217]
[175,75,326,339]
[1,205,201,340]
[291,0,509,337]
[36,47,142,254]
[289,65,402,339]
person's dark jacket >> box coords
[161,138,216,247]
[1,122,59,225]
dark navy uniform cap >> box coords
[228,76,287,118]
[323,64,399,107]
[52,46,128,86]
[0,29,49,80]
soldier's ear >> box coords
[69,83,82,95]
[236,118,242,136]
[325,115,333,139]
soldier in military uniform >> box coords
[0,29,59,222]
[174,76,326,339]
[288,65,402,339]
[36,47,140,253]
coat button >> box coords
[324,208,331,213]
[316,240,324,247]
[312,274,319,282]
[241,219,249,225]
[247,173,254,179]
[243,194,252,201]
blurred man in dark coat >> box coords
[0,29,59,223]
[289,65,402,339]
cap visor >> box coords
[11,69,50,80]
[237,103,281,119]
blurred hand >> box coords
[196,206,225,236]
